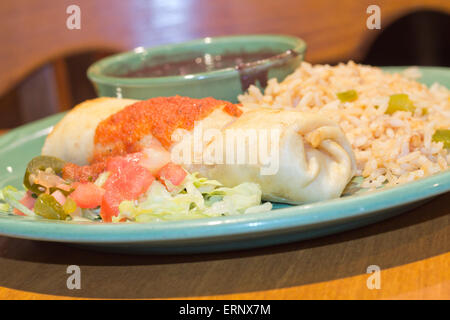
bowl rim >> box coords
[87,34,307,86]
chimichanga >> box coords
[42,96,356,204]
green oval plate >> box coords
[0,67,449,254]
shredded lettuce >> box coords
[94,171,110,187]
[0,188,11,213]
[1,172,272,223]
[0,186,36,217]
[113,172,272,223]
[0,185,101,221]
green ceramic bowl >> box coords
[87,35,306,102]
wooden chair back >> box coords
[0,0,448,128]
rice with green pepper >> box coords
[238,61,450,189]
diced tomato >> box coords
[100,189,122,222]
[106,153,143,174]
[158,163,187,187]
[70,182,105,209]
[13,191,36,216]
[124,152,144,163]
[51,190,66,206]
[101,156,154,222]
[105,157,128,174]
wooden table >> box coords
[1,0,449,301]
[0,191,448,300]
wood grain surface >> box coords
[0,192,448,300]
[1,0,449,95]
